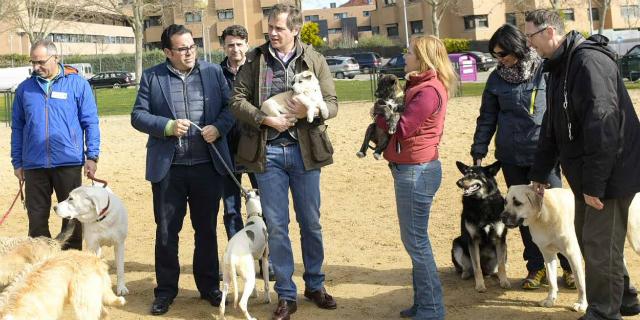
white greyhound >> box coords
[219,190,271,320]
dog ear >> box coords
[484,161,501,176]
[456,161,469,174]
[525,187,543,215]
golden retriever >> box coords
[0,250,125,320]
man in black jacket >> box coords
[526,9,640,320]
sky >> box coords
[302,0,350,10]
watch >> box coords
[87,156,99,163]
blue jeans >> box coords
[390,160,445,320]
[255,144,325,301]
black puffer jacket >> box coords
[471,63,547,166]
[530,31,640,199]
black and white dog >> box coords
[356,74,404,159]
[451,161,510,292]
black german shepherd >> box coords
[451,161,510,292]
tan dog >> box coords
[0,220,77,288]
[0,250,125,320]
[261,70,328,123]
[502,186,586,312]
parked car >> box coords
[619,45,640,81]
[88,71,134,88]
[349,52,382,73]
[378,54,405,78]
[463,51,497,71]
[326,56,360,79]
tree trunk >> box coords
[599,1,609,34]
[133,0,144,86]
[431,4,440,38]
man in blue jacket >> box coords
[11,39,100,250]
[131,24,235,316]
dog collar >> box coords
[96,197,111,222]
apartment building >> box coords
[302,0,376,44]
[0,9,135,56]
[371,0,640,45]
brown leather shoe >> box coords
[272,299,297,320]
[304,287,337,310]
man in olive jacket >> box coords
[230,4,337,320]
[526,10,640,320]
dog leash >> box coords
[87,172,108,188]
[0,180,24,226]
[188,121,250,198]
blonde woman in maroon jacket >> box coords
[378,36,457,319]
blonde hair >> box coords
[410,35,458,96]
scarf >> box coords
[495,50,541,84]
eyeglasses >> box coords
[29,55,54,66]
[491,51,510,58]
[170,44,197,55]
[525,27,548,39]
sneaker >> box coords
[522,268,547,290]
[562,270,577,290]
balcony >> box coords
[144,26,164,43]
[260,0,278,8]
[216,0,233,10]
[215,20,235,36]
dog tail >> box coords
[54,219,79,247]
[230,256,239,308]
[627,195,640,255]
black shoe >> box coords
[621,303,640,316]
[150,296,173,315]
[400,305,416,318]
[200,289,224,307]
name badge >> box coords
[51,91,67,99]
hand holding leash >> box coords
[201,125,220,143]
[583,194,604,210]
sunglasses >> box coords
[491,51,510,58]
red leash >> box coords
[87,172,108,188]
[0,180,24,226]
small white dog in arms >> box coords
[54,185,129,296]
[260,70,329,122]
[502,186,587,312]
[219,190,270,320]
[0,250,125,320]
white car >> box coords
[326,56,360,79]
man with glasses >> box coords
[11,39,99,251]
[131,24,235,316]
[526,9,640,319]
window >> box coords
[622,5,640,19]
[590,8,600,21]
[334,12,347,20]
[357,25,372,32]
[384,0,396,6]
[561,9,575,21]
[330,3,336,8]
[505,12,516,25]
[386,23,399,37]
[363,11,371,17]
[217,9,233,20]
[372,26,380,34]
[463,15,488,30]
[185,11,202,23]
[328,28,342,34]
[262,7,271,16]
[410,20,423,34]
[305,15,319,22]
[144,15,162,29]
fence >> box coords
[1,90,14,127]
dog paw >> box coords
[571,301,587,312]
[356,152,365,158]
[116,296,126,306]
[475,283,487,293]
[499,279,511,289]
[117,285,129,296]
[539,297,556,308]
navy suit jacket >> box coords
[131,61,235,183]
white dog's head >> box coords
[501,185,543,228]
[245,189,262,218]
[54,186,111,223]
[292,70,319,94]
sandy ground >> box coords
[1,92,640,320]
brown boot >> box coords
[272,299,297,320]
[304,287,337,309]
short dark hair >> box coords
[222,25,248,43]
[161,24,192,50]
[267,3,302,31]
[488,24,529,60]
[525,9,564,35]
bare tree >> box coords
[6,0,91,45]
[84,0,168,86]
[592,0,611,34]
[423,0,462,38]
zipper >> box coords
[45,84,51,167]
[183,78,191,166]
[529,88,537,115]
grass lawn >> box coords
[0,81,638,119]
